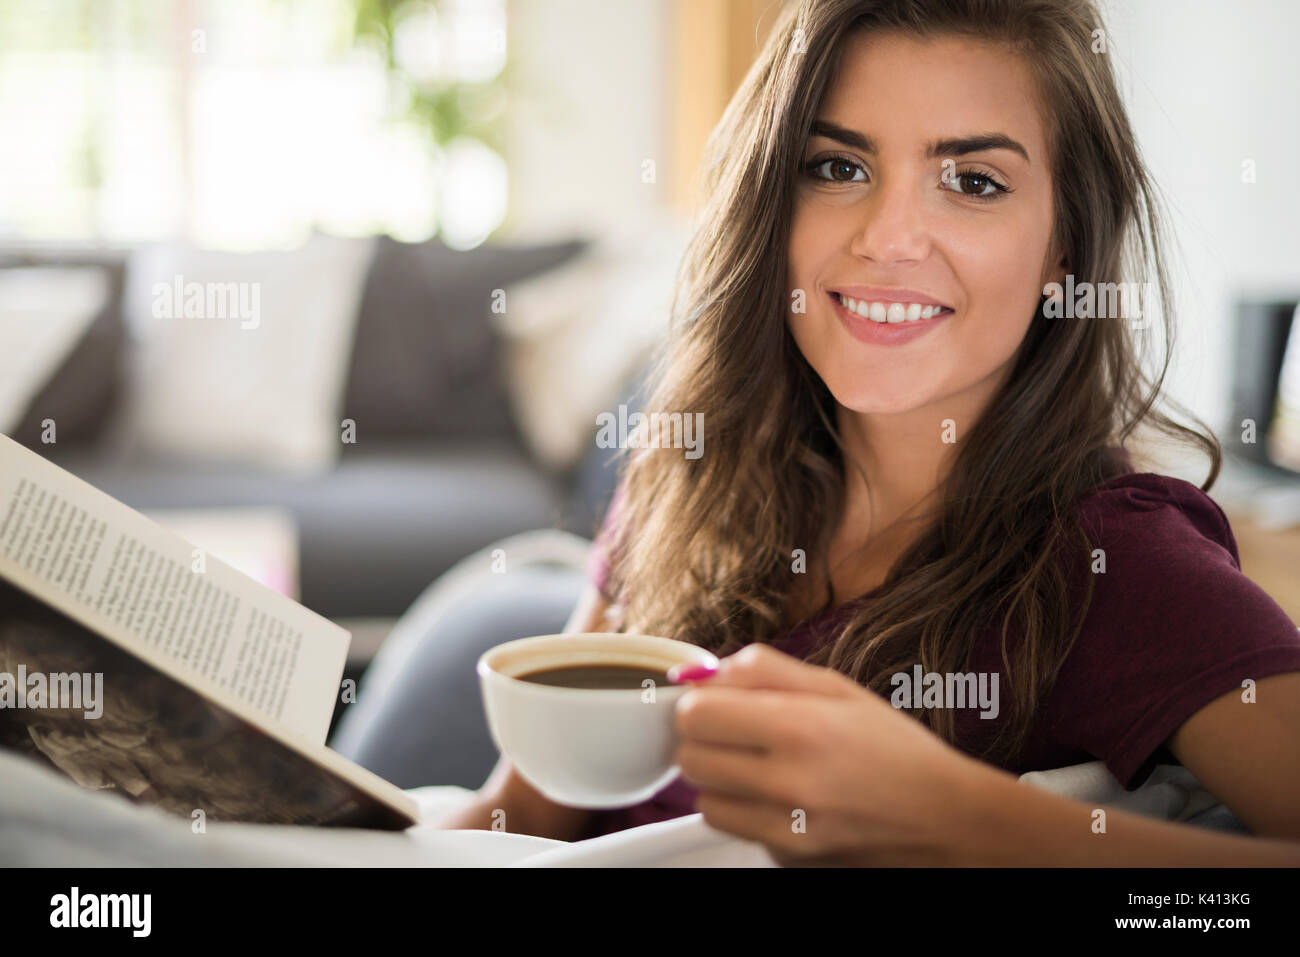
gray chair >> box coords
[329,530,593,789]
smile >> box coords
[829,291,953,345]
[832,292,953,323]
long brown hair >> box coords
[602,0,1220,766]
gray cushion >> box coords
[342,236,587,441]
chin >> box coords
[824,383,932,416]
[817,362,936,416]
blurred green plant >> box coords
[349,0,509,155]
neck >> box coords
[835,368,1010,536]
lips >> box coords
[828,291,951,345]
[832,292,954,324]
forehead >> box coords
[818,30,1049,161]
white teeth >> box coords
[838,294,947,323]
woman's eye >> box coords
[942,170,1010,199]
[803,156,867,184]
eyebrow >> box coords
[809,119,1031,164]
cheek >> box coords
[948,223,1044,354]
[786,201,838,328]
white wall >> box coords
[1099,0,1300,433]
[500,0,672,243]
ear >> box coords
[1041,245,1071,295]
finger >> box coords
[675,739,775,801]
[674,685,815,750]
[710,642,858,698]
[693,788,811,856]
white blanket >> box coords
[398,759,1239,866]
[404,785,777,867]
[1018,760,1226,823]
[0,748,1240,867]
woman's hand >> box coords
[671,643,986,866]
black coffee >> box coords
[516,663,670,690]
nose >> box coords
[849,172,931,266]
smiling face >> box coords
[787,30,1067,419]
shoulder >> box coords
[1076,468,1237,553]
[1043,470,1300,787]
[1073,471,1240,572]
[1065,470,1292,634]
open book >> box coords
[0,434,418,829]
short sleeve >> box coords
[1041,473,1300,789]
[585,480,628,604]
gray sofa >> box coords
[1,238,631,623]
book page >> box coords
[0,435,347,744]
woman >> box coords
[440,0,1300,864]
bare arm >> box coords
[672,643,1300,866]
[431,583,615,841]
[938,672,1300,865]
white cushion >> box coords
[495,210,689,471]
[119,234,373,474]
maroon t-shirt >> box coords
[578,468,1300,839]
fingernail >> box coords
[668,662,718,684]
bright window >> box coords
[0,0,507,249]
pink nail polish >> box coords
[669,663,717,683]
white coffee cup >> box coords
[477,633,720,808]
